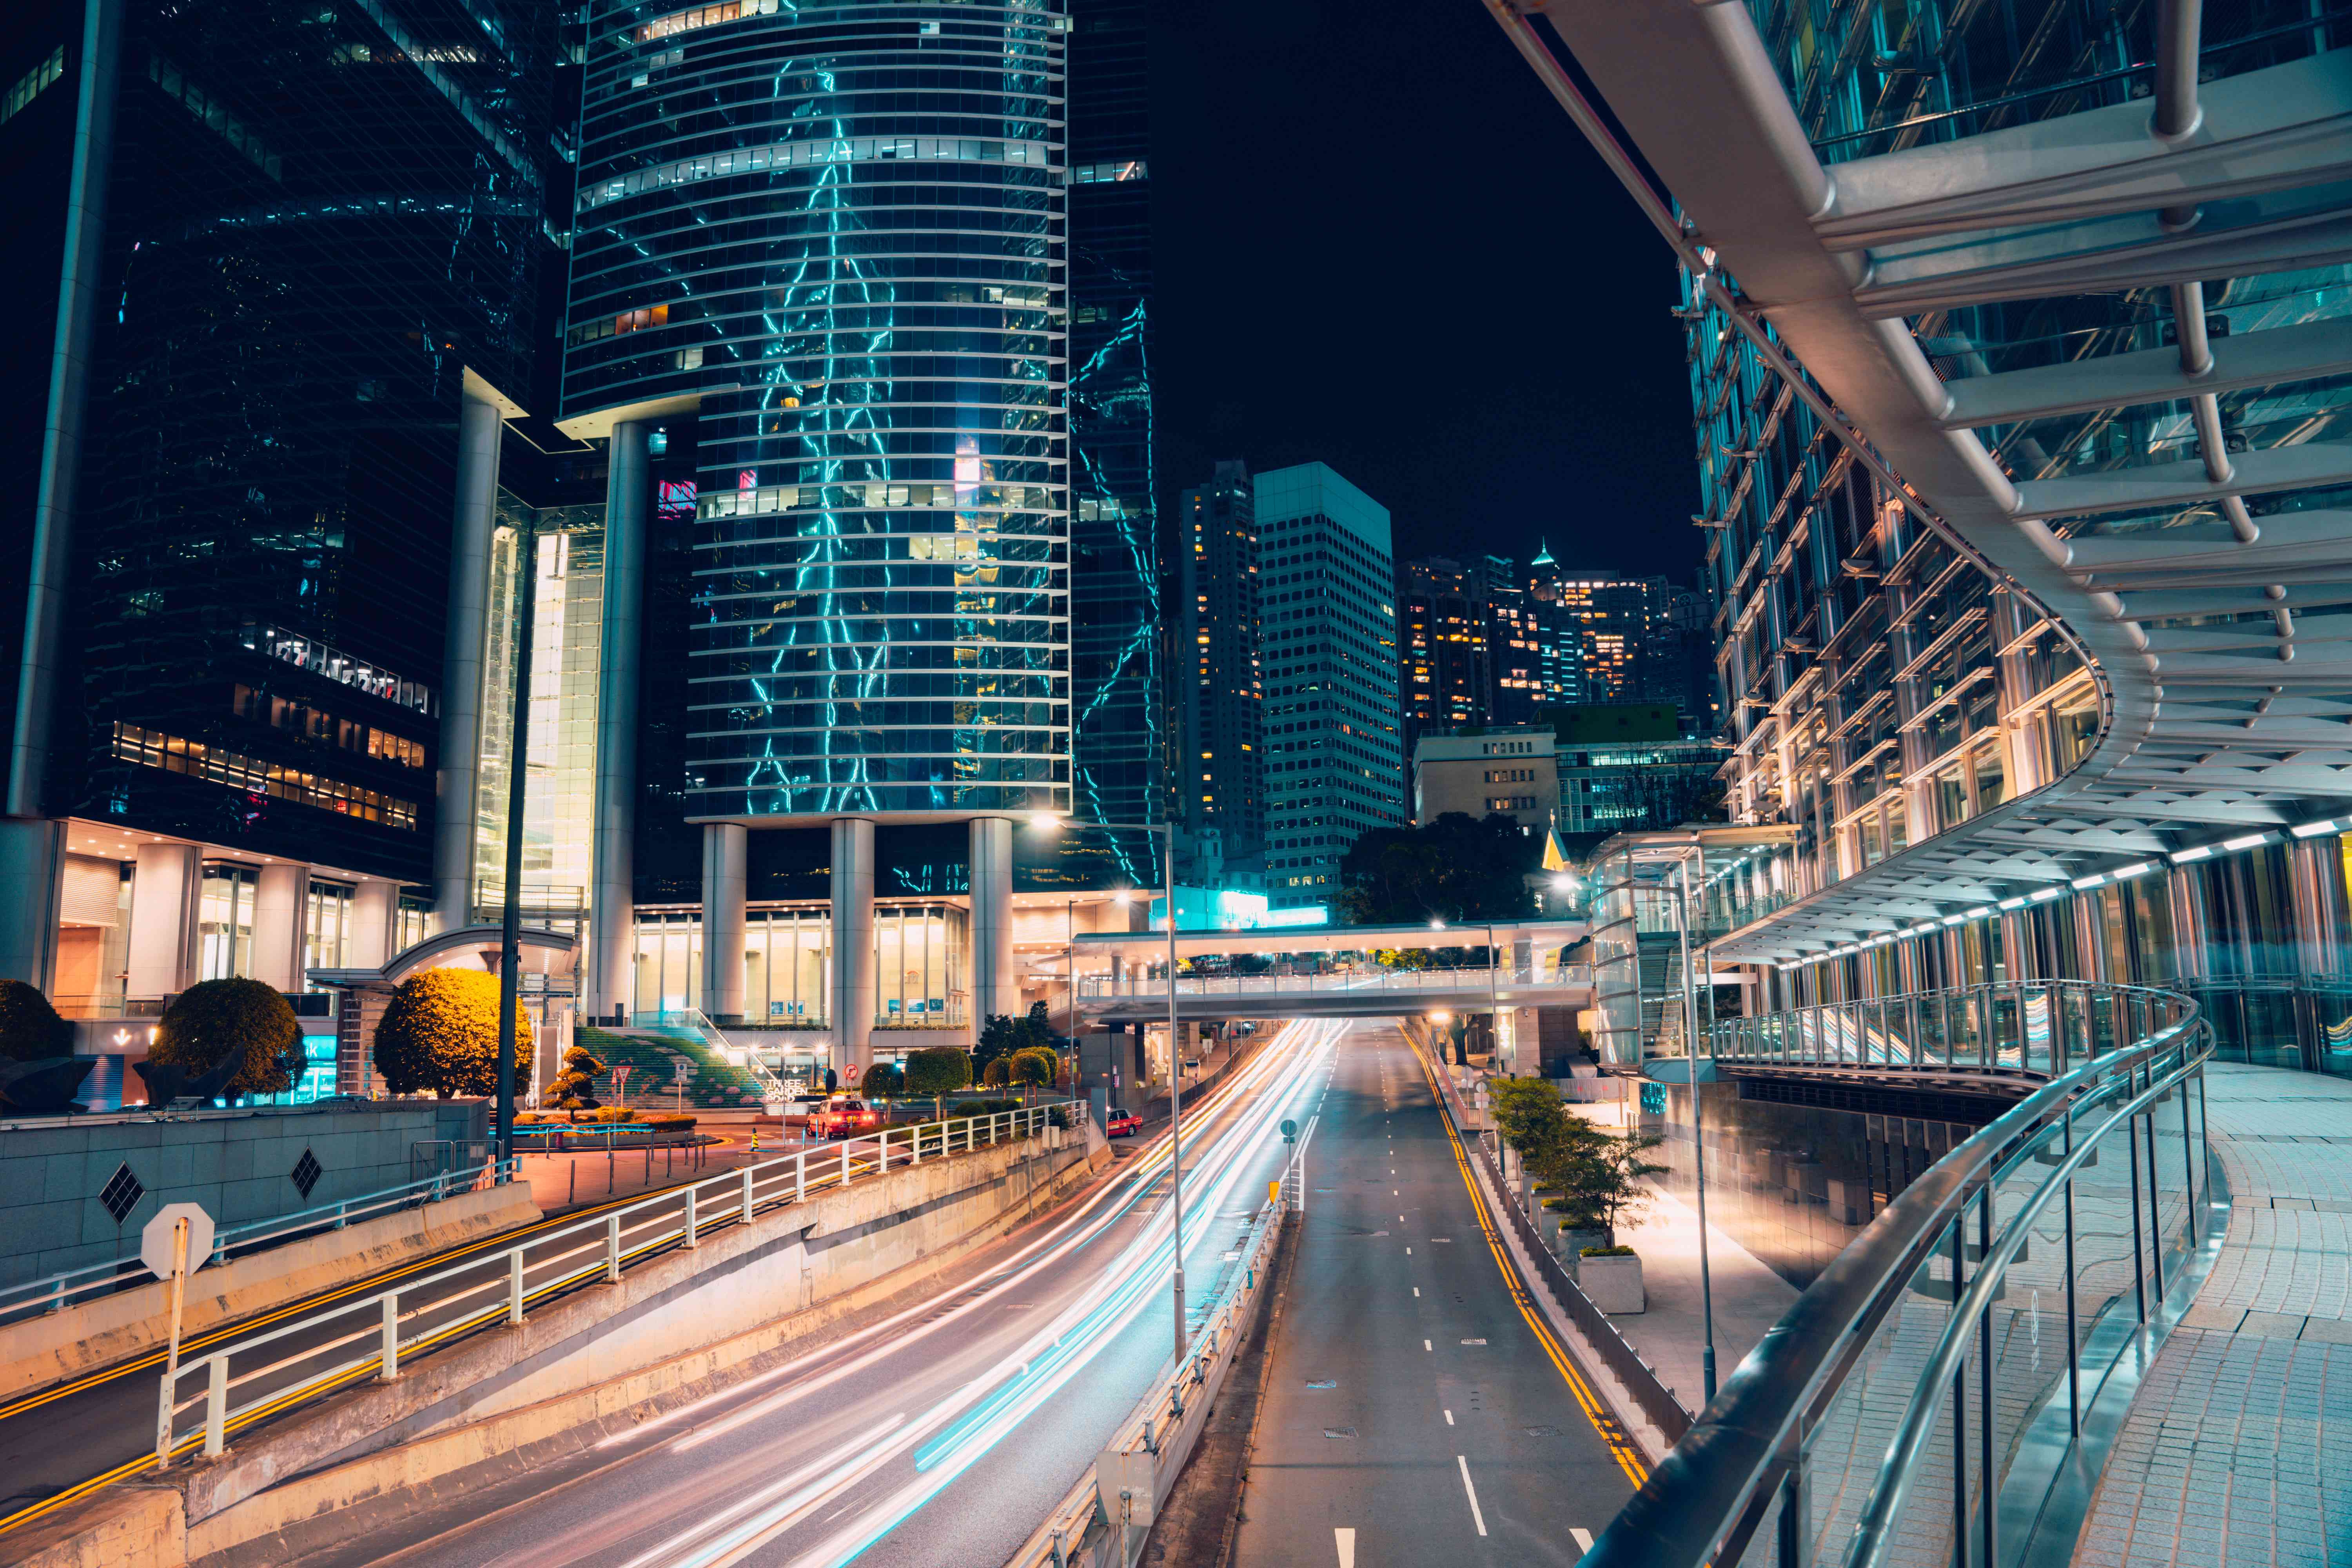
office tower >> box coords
[0,0,554,1024]
[1256,464,1406,909]
[1398,556,1498,754]
[1176,463,1263,886]
[1486,572,1542,728]
[561,0,1083,1074]
[1065,0,1159,883]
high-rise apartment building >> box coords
[1399,556,1504,753]
[1176,463,1263,886]
[1256,464,1406,908]
[0,0,556,1036]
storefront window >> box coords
[746,908,829,1024]
[199,863,256,980]
[305,880,352,981]
[875,903,967,1025]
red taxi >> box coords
[813,1095,881,1140]
[1106,1110,1142,1138]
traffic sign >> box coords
[141,1203,214,1281]
[1280,1118,1297,1141]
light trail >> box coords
[610,1017,1343,1568]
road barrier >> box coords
[158,1106,1065,1467]
[1006,1199,1287,1568]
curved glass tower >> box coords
[567,0,1070,824]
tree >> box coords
[902,1045,971,1118]
[1008,1045,1057,1105]
[976,1001,1056,1074]
[865,1062,903,1103]
[981,1055,1012,1090]
[1548,1129,1669,1245]
[0,981,67,1064]
[1336,812,1543,926]
[372,969,531,1099]
[150,978,302,1098]
[547,1042,605,1121]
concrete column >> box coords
[588,421,650,1022]
[350,878,399,970]
[701,822,748,1025]
[0,819,65,990]
[831,817,876,1078]
[9,0,122,822]
[127,843,200,999]
[434,387,506,925]
[969,816,1015,1025]
[250,862,309,991]
[2290,838,2347,980]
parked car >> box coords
[1106,1111,1142,1138]
[814,1096,880,1139]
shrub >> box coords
[151,978,302,1098]
[547,1042,605,1120]
[0,981,67,1063]
[1580,1244,1637,1258]
[373,969,529,1099]
[589,1106,636,1123]
[1046,1105,1071,1130]
[903,1045,972,1115]
[643,1113,697,1131]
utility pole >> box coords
[494,521,538,1179]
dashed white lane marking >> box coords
[1444,1408,1454,1425]
[1336,1527,1356,1568]
[1424,1339,1432,1352]
[1457,1456,1489,1536]
[1413,1287,1420,1297]
[1572,1527,1595,1552]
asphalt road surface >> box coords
[1229,1022,1639,1566]
[303,1018,1343,1568]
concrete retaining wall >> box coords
[0,1181,541,1401]
[0,1100,489,1290]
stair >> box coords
[628,1009,792,1105]
[575,1027,764,1109]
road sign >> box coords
[671,1059,693,1084]
[141,1203,214,1282]
[1280,1118,1297,1142]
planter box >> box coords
[1555,1226,1608,1277]
[1581,1252,1645,1314]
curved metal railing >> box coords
[1700,978,2192,1083]
[1593,982,2214,1568]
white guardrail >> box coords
[155,1104,1068,1468]
[1007,1196,1288,1568]
[0,1160,518,1325]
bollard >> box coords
[683,1184,698,1249]
[605,1215,622,1283]
[569,1163,577,1206]
[842,1138,851,1188]
[508,1250,526,1325]
[795,1150,806,1203]
[743,1166,756,1224]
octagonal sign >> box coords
[141,1203,215,1281]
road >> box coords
[0,1122,976,1542]
[299,1018,1341,1568]
[1229,1022,1639,1566]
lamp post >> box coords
[1670,851,1719,1404]
[493,521,538,1180]
[1033,815,1188,1361]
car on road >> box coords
[1105,1110,1141,1138]
[814,1096,880,1139]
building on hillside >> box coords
[1256,464,1406,909]
[1176,462,1263,890]
[1412,728,1559,841]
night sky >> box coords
[1148,0,1704,585]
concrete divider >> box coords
[0,1182,540,1402]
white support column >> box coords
[127,843,200,1000]
[350,878,399,969]
[435,385,507,926]
[250,862,309,991]
[0,819,65,990]
[588,421,649,1024]
[702,823,748,1025]
[831,817,875,1082]
[969,815,1014,1025]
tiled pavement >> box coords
[2076,1064,2352,1566]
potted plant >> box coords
[1544,1126,1667,1313]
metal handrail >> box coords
[1075,964,1593,999]
[0,1160,514,1323]
[1586,982,2211,1568]
[156,1105,1060,1466]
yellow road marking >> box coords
[1411,1044,1650,1488]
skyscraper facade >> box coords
[1065,0,1159,882]
[1398,555,1498,754]
[1256,464,1406,909]
[0,0,555,1020]
[1176,463,1262,886]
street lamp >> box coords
[1030,813,1190,1361]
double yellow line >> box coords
[0,1157,763,1539]
[1412,1045,1650,1489]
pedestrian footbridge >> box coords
[1064,918,1593,1023]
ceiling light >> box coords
[2030,886,2065,901]
[2290,819,2339,839]
[2170,844,2216,864]
[2222,832,2274,852]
